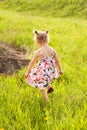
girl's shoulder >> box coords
[34,49,42,57]
[36,49,42,54]
[33,50,40,58]
[49,47,56,54]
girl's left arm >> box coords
[25,51,38,77]
[54,50,63,75]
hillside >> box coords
[0,1,87,130]
[0,42,29,75]
[0,0,87,18]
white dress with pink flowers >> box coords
[26,50,59,90]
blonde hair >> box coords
[34,30,50,44]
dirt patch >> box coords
[0,42,30,75]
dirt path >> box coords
[0,42,30,74]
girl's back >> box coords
[38,46,54,58]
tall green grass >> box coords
[0,0,87,18]
[0,2,87,130]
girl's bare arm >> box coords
[54,51,63,74]
[25,51,38,76]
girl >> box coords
[25,30,63,102]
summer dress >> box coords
[26,49,59,90]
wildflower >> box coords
[44,116,48,121]
[0,128,4,130]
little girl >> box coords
[25,30,63,102]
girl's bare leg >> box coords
[41,90,48,102]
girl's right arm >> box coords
[54,50,63,75]
[25,51,39,78]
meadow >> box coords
[0,0,87,130]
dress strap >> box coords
[38,50,43,58]
[51,49,55,58]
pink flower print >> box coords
[36,77,40,82]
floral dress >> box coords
[26,50,59,90]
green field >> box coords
[0,0,87,18]
[0,0,87,130]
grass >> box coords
[0,0,87,130]
[0,0,87,18]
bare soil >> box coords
[0,42,30,75]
